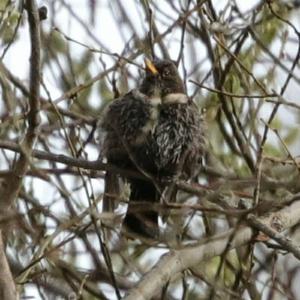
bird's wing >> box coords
[101,90,151,213]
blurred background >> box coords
[1,0,300,299]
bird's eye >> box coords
[162,69,170,77]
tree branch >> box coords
[124,200,300,300]
[0,0,41,298]
[0,0,41,210]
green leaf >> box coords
[284,127,299,146]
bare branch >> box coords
[0,0,41,298]
[124,199,300,300]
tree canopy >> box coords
[0,0,300,299]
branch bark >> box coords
[0,1,41,299]
[0,235,17,300]
[124,200,300,300]
[0,0,41,210]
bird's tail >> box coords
[103,171,120,212]
[123,179,159,239]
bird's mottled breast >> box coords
[152,102,205,176]
[139,97,161,138]
[101,89,205,176]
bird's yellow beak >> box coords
[144,58,159,75]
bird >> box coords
[101,58,205,239]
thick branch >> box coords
[0,1,41,299]
[0,0,41,210]
[124,200,300,300]
[0,235,16,300]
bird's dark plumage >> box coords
[101,90,157,212]
[102,90,154,164]
[153,102,205,178]
[101,59,205,238]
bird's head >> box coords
[140,59,186,102]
